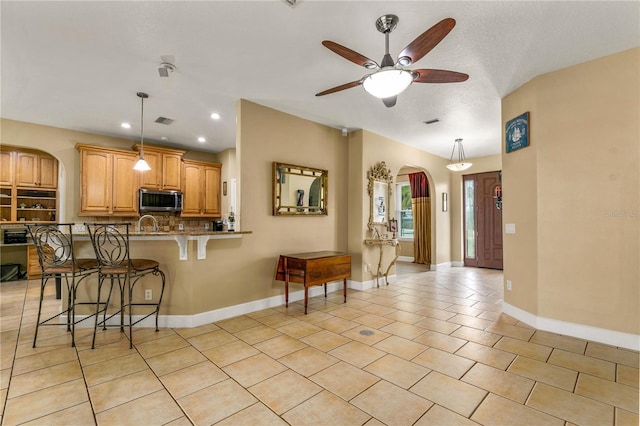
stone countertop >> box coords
[127,230,252,236]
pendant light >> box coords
[133,91,151,171]
[446,138,473,171]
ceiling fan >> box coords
[316,15,469,107]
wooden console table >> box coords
[276,251,351,314]
[364,238,400,287]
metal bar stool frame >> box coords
[26,223,101,348]
[85,223,166,349]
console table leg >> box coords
[324,283,327,297]
[284,259,289,307]
[304,287,308,314]
[343,278,347,303]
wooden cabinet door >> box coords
[138,150,161,189]
[80,149,112,214]
[162,153,182,190]
[27,245,42,279]
[203,164,221,216]
[112,152,138,214]
[0,151,14,185]
[38,156,58,188]
[181,161,202,215]
[15,152,57,188]
[15,152,39,187]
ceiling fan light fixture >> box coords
[397,56,411,66]
[446,138,472,172]
[363,68,413,99]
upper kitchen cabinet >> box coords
[133,145,185,191]
[15,150,58,188]
[0,146,59,223]
[0,150,14,185]
[77,144,139,216]
[181,160,222,217]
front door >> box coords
[463,171,503,269]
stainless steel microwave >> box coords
[139,189,183,213]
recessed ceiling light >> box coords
[161,136,168,141]
[210,113,221,120]
[197,137,206,143]
[121,122,131,129]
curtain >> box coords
[409,172,431,266]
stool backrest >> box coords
[85,223,131,268]
[26,224,75,270]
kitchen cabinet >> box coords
[0,150,14,185]
[15,151,58,188]
[27,245,41,279]
[77,145,139,216]
[181,160,221,217]
[0,147,59,223]
[133,145,185,191]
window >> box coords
[395,182,413,239]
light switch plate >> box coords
[505,223,516,234]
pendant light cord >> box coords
[140,94,145,158]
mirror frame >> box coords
[272,162,328,216]
[367,161,393,230]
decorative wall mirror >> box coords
[367,161,393,230]
[272,162,328,216]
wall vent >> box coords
[155,117,174,125]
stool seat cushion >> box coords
[100,259,160,275]
[43,258,99,274]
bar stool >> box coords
[85,223,166,349]
[26,224,100,348]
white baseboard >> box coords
[503,302,640,351]
[398,256,414,262]
[77,279,355,329]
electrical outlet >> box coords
[145,289,153,300]
[178,223,184,231]
[506,280,512,291]
[204,223,210,230]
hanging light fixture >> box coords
[446,138,473,171]
[133,91,151,171]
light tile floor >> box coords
[1,264,638,425]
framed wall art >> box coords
[506,112,530,153]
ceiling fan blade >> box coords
[397,18,456,65]
[412,69,469,83]
[382,96,397,108]
[315,80,362,96]
[322,41,378,69]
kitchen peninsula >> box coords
[79,228,252,260]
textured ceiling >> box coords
[1,1,638,159]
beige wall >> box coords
[350,130,454,281]
[217,148,237,217]
[237,99,349,297]
[502,48,639,335]
[1,100,465,316]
